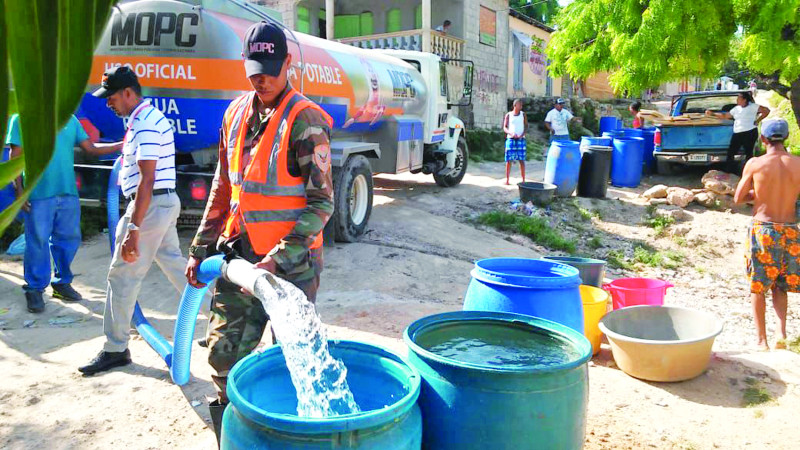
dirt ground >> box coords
[1,160,800,450]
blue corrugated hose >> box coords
[107,158,223,385]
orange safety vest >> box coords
[221,88,332,255]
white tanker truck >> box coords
[76,0,474,242]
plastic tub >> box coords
[405,311,591,449]
[604,278,673,310]
[544,140,581,197]
[542,255,606,287]
[221,340,422,449]
[518,181,557,206]
[580,285,610,355]
[463,258,584,332]
[599,306,723,381]
[620,128,644,138]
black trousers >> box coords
[727,128,759,171]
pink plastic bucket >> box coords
[603,278,674,310]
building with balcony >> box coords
[255,0,510,129]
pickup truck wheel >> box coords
[333,155,373,242]
[433,136,468,187]
[656,159,676,176]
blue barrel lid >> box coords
[404,311,592,374]
[471,257,581,289]
[225,340,421,434]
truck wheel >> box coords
[656,159,676,176]
[333,155,373,242]
[433,136,469,187]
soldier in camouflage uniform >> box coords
[185,21,333,441]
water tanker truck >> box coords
[76,0,474,242]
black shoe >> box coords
[78,349,132,375]
[51,283,83,302]
[208,400,226,447]
[197,337,208,348]
[25,291,45,313]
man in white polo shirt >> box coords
[544,98,578,143]
[79,66,188,375]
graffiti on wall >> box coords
[528,35,546,76]
[476,69,501,105]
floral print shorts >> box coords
[746,220,800,294]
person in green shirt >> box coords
[5,114,120,313]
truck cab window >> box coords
[680,96,738,114]
[440,62,448,98]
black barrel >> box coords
[577,145,612,198]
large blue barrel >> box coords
[602,130,624,140]
[611,137,644,188]
[0,148,16,212]
[620,128,644,138]
[222,341,422,449]
[641,127,657,173]
[599,116,620,135]
[544,140,581,197]
[463,257,584,332]
[579,136,612,151]
[405,311,592,450]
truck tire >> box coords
[433,136,469,187]
[656,159,676,176]
[333,155,373,242]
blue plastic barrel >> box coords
[544,140,581,197]
[611,137,645,187]
[599,116,620,135]
[641,127,657,173]
[221,341,422,449]
[405,311,592,450]
[463,257,584,332]
[620,128,644,138]
[580,136,612,151]
[602,130,624,140]
[0,147,16,212]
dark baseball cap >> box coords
[243,21,288,77]
[92,65,140,98]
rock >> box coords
[23,320,35,328]
[666,187,695,208]
[695,191,734,209]
[702,170,740,195]
[666,209,692,222]
[643,184,669,199]
[691,188,706,194]
[649,198,669,205]
[670,226,691,237]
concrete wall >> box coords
[462,0,509,129]
[507,16,561,99]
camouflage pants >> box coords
[207,249,322,403]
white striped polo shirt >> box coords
[119,100,176,198]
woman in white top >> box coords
[706,91,770,173]
[503,99,528,185]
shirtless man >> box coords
[734,119,800,350]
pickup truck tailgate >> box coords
[658,123,733,150]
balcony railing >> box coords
[338,29,464,64]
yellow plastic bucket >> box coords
[580,285,610,355]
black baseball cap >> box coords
[243,21,288,77]
[92,66,140,98]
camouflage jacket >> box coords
[190,84,334,273]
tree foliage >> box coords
[547,0,800,125]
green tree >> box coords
[510,0,561,25]
[547,0,800,127]
[0,0,114,233]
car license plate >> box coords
[688,154,708,162]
